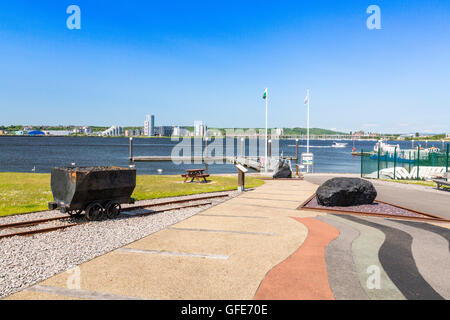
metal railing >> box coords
[361,144,449,180]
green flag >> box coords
[262,88,267,100]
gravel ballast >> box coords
[304,196,429,218]
[0,191,238,299]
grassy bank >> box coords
[0,173,265,217]
[382,179,449,189]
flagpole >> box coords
[265,88,268,173]
[307,89,310,154]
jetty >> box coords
[128,138,298,172]
[131,155,297,172]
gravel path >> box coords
[0,191,238,299]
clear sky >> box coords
[0,1,449,133]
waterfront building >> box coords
[275,128,284,136]
[172,126,189,137]
[82,127,92,135]
[101,126,123,136]
[154,126,174,137]
[45,130,72,136]
[28,130,45,136]
[144,115,155,136]
[194,121,204,137]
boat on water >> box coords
[370,140,440,163]
[331,142,348,148]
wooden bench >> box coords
[433,172,450,191]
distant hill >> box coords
[283,127,348,135]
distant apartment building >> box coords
[144,115,155,136]
[172,126,189,137]
[101,126,123,136]
[275,128,284,136]
[45,130,72,136]
[83,126,92,135]
[125,129,142,137]
[154,126,174,137]
[194,121,207,137]
[194,121,203,136]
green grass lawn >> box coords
[0,173,265,217]
[382,179,449,190]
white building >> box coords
[45,130,72,136]
[101,126,123,136]
[173,126,188,137]
[82,126,92,135]
[275,128,284,136]
[194,121,207,137]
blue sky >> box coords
[0,1,449,133]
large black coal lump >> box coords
[316,177,377,207]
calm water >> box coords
[0,136,446,175]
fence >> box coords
[361,143,449,180]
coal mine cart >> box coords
[48,166,136,221]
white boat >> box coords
[332,142,348,148]
[373,140,440,161]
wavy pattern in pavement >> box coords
[316,216,369,300]
[329,215,405,300]
[254,218,339,300]
[395,220,450,251]
[342,215,443,300]
[359,217,450,299]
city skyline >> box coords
[0,2,449,133]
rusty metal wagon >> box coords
[48,166,136,221]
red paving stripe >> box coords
[254,217,339,300]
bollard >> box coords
[129,137,133,161]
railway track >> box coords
[0,193,232,240]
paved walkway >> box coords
[5,179,450,300]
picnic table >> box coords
[182,169,210,183]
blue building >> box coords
[28,130,45,136]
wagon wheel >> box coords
[68,210,83,218]
[85,202,104,221]
[106,201,121,219]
